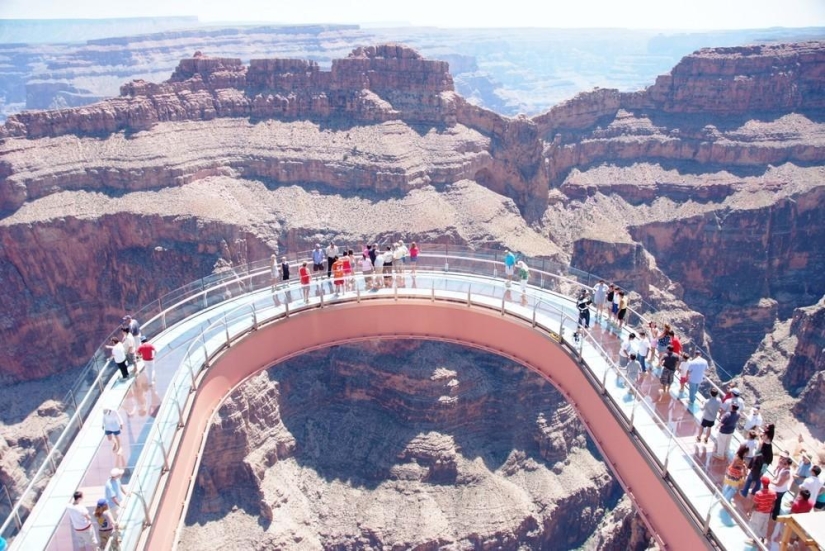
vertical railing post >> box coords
[224,313,230,344]
[135,483,152,527]
[189,354,198,390]
[174,395,185,428]
[284,297,290,317]
[3,486,20,529]
[601,365,609,393]
[629,396,638,432]
[42,429,57,472]
[394,279,399,302]
[532,301,538,327]
[431,280,435,302]
[662,433,674,478]
[500,293,506,315]
[320,287,325,308]
[161,308,167,331]
[252,302,258,330]
[68,389,79,414]
[356,282,361,303]
[155,430,171,473]
[702,497,719,535]
[466,284,471,307]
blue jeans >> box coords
[740,471,762,496]
[688,382,699,404]
[639,356,647,373]
[722,484,738,501]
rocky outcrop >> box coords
[0,212,267,382]
[782,296,825,394]
[1,45,456,141]
[182,341,622,550]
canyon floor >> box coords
[178,341,645,551]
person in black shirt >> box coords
[658,344,679,400]
[577,290,593,329]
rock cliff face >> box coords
[181,341,628,550]
[1,45,455,140]
[0,41,823,445]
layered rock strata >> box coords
[0,41,823,428]
[180,341,628,550]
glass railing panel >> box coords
[5,250,775,550]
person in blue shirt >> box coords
[504,249,516,285]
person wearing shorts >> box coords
[658,345,678,399]
[409,242,419,274]
[696,387,722,443]
[504,249,516,283]
[102,407,124,453]
[616,291,628,329]
[611,287,621,320]
[312,244,325,274]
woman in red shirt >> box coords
[299,261,311,302]
[409,242,420,274]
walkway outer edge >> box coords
[146,300,713,550]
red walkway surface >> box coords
[144,301,715,550]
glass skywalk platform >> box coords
[2,251,785,550]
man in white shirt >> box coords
[743,406,764,432]
[801,466,823,505]
[636,332,651,375]
[66,490,97,550]
[107,337,129,379]
[686,350,709,407]
[122,327,136,374]
[618,333,638,368]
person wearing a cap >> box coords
[503,249,516,284]
[685,349,708,407]
[137,335,157,385]
[312,244,325,276]
[746,476,776,545]
[743,404,763,432]
[94,498,118,549]
[66,490,98,550]
[105,468,125,515]
[721,386,744,415]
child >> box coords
[678,352,690,395]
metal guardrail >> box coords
[1,246,787,549]
[102,263,767,550]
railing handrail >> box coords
[116,273,763,550]
[2,247,768,548]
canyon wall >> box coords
[0,41,822,427]
[181,341,628,550]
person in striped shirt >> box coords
[746,476,776,545]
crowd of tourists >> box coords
[585,278,825,547]
[61,245,822,550]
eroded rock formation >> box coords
[0,41,823,458]
[180,341,628,550]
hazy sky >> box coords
[2,0,825,29]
